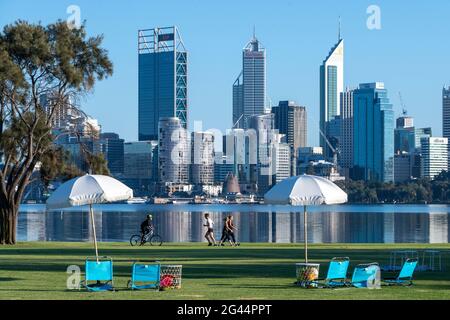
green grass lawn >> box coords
[0,242,449,300]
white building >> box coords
[420,137,448,179]
[274,142,291,183]
[320,35,344,158]
[191,131,215,185]
[158,117,190,184]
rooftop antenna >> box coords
[253,25,256,40]
[338,16,341,41]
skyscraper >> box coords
[274,141,291,183]
[249,114,275,194]
[394,121,415,154]
[232,32,266,129]
[396,115,414,129]
[138,27,188,141]
[272,100,307,176]
[421,137,448,179]
[122,141,156,196]
[320,35,344,158]
[339,89,353,173]
[158,117,190,184]
[191,132,215,185]
[353,82,394,182]
[99,132,124,177]
[443,87,450,166]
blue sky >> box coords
[1,0,449,145]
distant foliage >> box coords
[336,171,450,204]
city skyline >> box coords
[1,1,449,146]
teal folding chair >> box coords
[80,257,114,292]
[314,257,350,288]
[128,261,161,290]
[324,257,350,287]
[383,258,418,286]
[349,263,381,288]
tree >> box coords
[0,20,112,244]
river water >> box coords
[17,204,450,243]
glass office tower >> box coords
[353,82,394,182]
[320,37,344,158]
[232,33,266,129]
[138,26,187,141]
[443,87,450,167]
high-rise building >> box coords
[191,132,215,185]
[232,72,244,128]
[320,36,344,158]
[274,142,291,183]
[99,132,124,177]
[394,127,415,154]
[249,114,275,194]
[339,89,353,172]
[232,32,266,129]
[122,141,157,196]
[394,152,412,183]
[421,137,448,179]
[272,100,307,175]
[353,82,394,182]
[138,27,188,141]
[443,87,450,166]
[394,114,416,155]
[214,153,236,185]
[158,117,190,184]
[222,128,256,185]
[396,115,414,129]
[414,127,432,151]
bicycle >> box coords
[130,229,163,246]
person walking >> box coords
[226,215,239,246]
[219,216,233,246]
[203,213,216,246]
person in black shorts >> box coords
[140,214,154,243]
[203,213,216,246]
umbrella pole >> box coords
[304,205,308,263]
[90,204,99,262]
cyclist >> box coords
[140,214,154,244]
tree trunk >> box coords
[0,205,18,245]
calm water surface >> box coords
[17,204,450,243]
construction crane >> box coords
[398,92,407,116]
[319,128,340,169]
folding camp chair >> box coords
[80,257,114,292]
[314,257,350,288]
[383,258,418,286]
[349,263,381,289]
[325,257,350,287]
[128,261,161,290]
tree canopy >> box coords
[0,20,113,244]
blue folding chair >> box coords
[349,263,381,288]
[383,258,418,286]
[324,257,350,287]
[80,257,114,292]
[314,257,350,288]
[128,261,161,291]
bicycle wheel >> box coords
[130,234,142,246]
[149,234,163,246]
